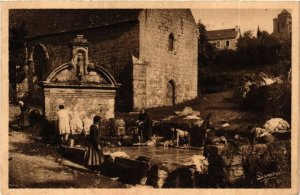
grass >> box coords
[116,90,263,132]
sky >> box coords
[191,9,289,35]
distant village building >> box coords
[10,9,198,111]
[206,26,241,50]
[273,9,292,38]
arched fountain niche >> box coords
[40,35,120,122]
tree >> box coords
[197,21,207,48]
[236,30,255,52]
[9,21,28,100]
[257,31,281,64]
[236,30,281,67]
[236,30,257,66]
[256,26,262,39]
[276,30,291,61]
[197,20,217,67]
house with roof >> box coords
[10,9,198,112]
[206,26,241,50]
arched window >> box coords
[168,33,174,51]
[166,80,176,105]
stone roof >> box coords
[206,28,239,41]
[278,9,291,18]
[279,9,291,15]
[9,9,141,39]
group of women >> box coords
[18,100,154,171]
[84,109,153,171]
[18,101,104,171]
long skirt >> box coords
[84,144,104,168]
[19,111,30,127]
[141,124,152,142]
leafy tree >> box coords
[276,29,291,61]
[256,26,262,38]
[236,30,255,53]
[236,30,281,67]
[236,30,256,66]
[257,31,281,64]
[197,20,217,67]
[9,22,28,93]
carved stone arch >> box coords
[93,66,119,86]
[45,63,72,82]
[32,43,50,81]
[45,62,119,87]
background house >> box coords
[206,25,240,50]
[10,9,198,111]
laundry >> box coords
[82,116,93,134]
[183,155,209,174]
[107,151,130,162]
[174,107,200,116]
[69,113,83,133]
[221,123,230,127]
[145,140,157,146]
[263,118,290,133]
[183,115,202,120]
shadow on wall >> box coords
[116,59,133,112]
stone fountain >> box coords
[40,35,120,123]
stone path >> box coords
[9,130,125,188]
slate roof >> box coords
[278,9,291,18]
[279,9,291,15]
[9,9,142,39]
[206,28,239,41]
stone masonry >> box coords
[205,144,245,185]
[136,9,198,110]
[43,87,116,121]
[12,9,198,111]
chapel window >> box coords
[168,33,174,51]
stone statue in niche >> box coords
[75,51,87,81]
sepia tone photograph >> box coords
[1,2,299,194]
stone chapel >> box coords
[10,9,198,111]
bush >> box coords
[234,73,291,122]
[214,49,239,69]
[199,68,238,93]
[243,140,291,188]
[258,60,291,78]
[240,83,291,122]
[264,83,291,121]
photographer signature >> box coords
[256,171,282,182]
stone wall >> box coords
[132,59,148,110]
[25,9,198,111]
[209,38,238,50]
[27,21,140,111]
[136,9,198,109]
[205,144,245,186]
[43,87,116,121]
[204,141,290,187]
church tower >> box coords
[273,9,292,37]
